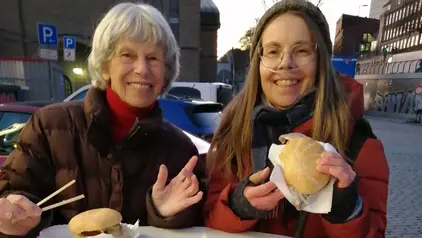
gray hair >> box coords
[87,2,180,93]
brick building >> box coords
[333,14,380,57]
[0,0,220,90]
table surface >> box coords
[136,226,290,238]
[38,225,291,238]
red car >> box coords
[0,101,210,171]
[0,103,42,166]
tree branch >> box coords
[316,0,323,7]
[262,0,324,8]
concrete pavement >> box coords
[365,116,422,237]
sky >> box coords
[213,0,372,58]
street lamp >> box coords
[73,68,84,75]
[358,4,368,17]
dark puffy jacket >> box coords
[0,87,206,237]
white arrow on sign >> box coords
[63,49,75,61]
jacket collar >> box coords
[83,87,164,156]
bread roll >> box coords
[68,208,126,238]
[279,134,330,195]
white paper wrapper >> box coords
[268,135,338,214]
[38,220,141,238]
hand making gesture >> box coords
[151,156,203,217]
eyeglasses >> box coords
[116,53,165,69]
[258,43,318,69]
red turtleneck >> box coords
[106,86,155,142]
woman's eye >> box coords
[264,48,279,56]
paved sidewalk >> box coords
[365,116,422,237]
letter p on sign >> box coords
[63,36,76,49]
[43,28,53,43]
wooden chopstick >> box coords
[10,180,84,222]
[41,194,85,212]
[37,180,76,206]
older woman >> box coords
[0,3,205,237]
[205,0,388,237]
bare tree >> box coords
[238,18,260,50]
[314,0,323,7]
[262,0,280,10]
[239,27,254,50]
[262,0,323,9]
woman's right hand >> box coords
[0,194,42,236]
[244,167,284,211]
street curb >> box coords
[364,111,422,125]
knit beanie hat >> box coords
[250,0,332,58]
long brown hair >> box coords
[207,11,352,180]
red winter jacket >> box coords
[204,75,389,237]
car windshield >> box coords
[168,87,202,100]
[0,123,25,155]
[0,112,32,130]
[186,104,222,131]
[216,86,233,106]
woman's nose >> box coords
[277,51,295,70]
[133,57,150,77]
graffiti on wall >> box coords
[375,86,422,122]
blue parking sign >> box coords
[63,36,76,49]
[37,23,58,46]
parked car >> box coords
[0,104,39,131]
[0,103,41,166]
[0,101,211,170]
[65,85,222,141]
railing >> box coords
[356,59,422,75]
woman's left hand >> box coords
[151,156,203,218]
[317,152,356,188]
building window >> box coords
[169,0,179,42]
